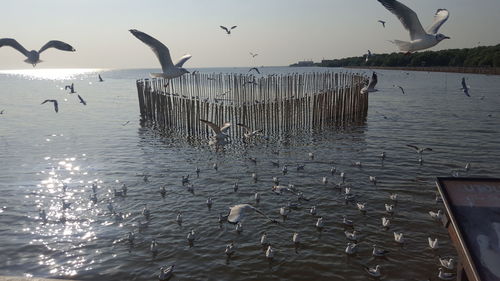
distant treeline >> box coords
[291,44,500,68]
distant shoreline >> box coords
[344,66,500,76]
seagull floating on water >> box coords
[364,265,381,278]
[225,242,235,257]
[345,230,358,241]
[0,38,75,67]
[428,237,439,249]
[345,242,358,255]
[382,217,391,228]
[265,245,274,259]
[429,210,442,221]
[438,268,455,280]
[260,232,269,246]
[438,256,455,270]
[377,0,450,52]
[394,232,405,244]
[41,99,58,113]
[372,245,389,257]
[158,264,174,281]
[129,29,190,79]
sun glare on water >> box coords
[0,68,104,80]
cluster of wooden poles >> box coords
[136,72,368,140]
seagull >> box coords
[77,95,87,106]
[127,232,135,244]
[65,83,76,94]
[176,212,182,224]
[369,176,377,185]
[249,52,258,58]
[227,204,277,224]
[345,242,358,255]
[315,217,324,229]
[41,100,58,113]
[395,85,406,94]
[279,206,290,220]
[233,181,239,192]
[252,173,258,182]
[260,232,269,246]
[265,245,274,259]
[322,177,328,185]
[187,229,195,243]
[98,74,104,82]
[364,265,381,278]
[356,202,366,213]
[213,163,218,171]
[39,209,47,222]
[330,166,336,175]
[310,206,317,216]
[248,67,260,74]
[158,265,174,281]
[394,232,405,244]
[385,204,394,214]
[378,20,387,28]
[372,245,389,257]
[438,256,455,270]
[282,165,288,175]
[292,232,300,244]
[345,230,358,241]
[365,50,372,62]
[225,242,235,257]
[237,123,263,138]
[429,210,442,221]
[129,29,190,79]
[235,222,243,233]
[377,0,450,52]
[0,38,75,67]
[343,216,354,227]
[340,172,345,183]
[150,239,159,256]
[406,144,432,154]
[220,25,237,35]
[360,72,378,94]
[438,268,455,280]
[382,217,391,228]
[206,197,213,209]
[200,119,231,146]
[428,237,439,249]
[142,204,151,220]
[461,77,470,97]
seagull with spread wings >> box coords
[406,144,432,154]
[361,72,378,94]
[220,25,237,35]
[200,119,231,146]
[377,0,450,52]
[248,67,260,74]
[0,38,75,67]
[378,20,386,28]
[129,29,190,79]
[461,77,470,97]
[237,123,263,139]
[249,52,258,58]
[41,99,58,113]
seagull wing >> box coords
[38,40,76,53]
[220,122,231,133]
[129,29,174,72]
[174,54,192,67]
[426,9,450,34]
[236,123,251,133]
[53,100,59,112]
[231,26,237,30]
[406,144,419,150]
[220,26,229,33]
[398,86,405,94]
[200,119,221,134]
[368,72,378,90]
[0,38,30,57]
[377,0,426,40]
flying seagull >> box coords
[227,204,278,224]
[77,95,87,106]
[220,25,237,35]
[98,74,104,82]
[365,50,372,62]
[0,38,75,67]
[378,20,386,28]
[461,77,470,97]
[395,85,405,94]
[361,72,378,94]
[249,52,258,58]
[248,67,260,74]
[65,83,76,94]
[237,123,263,138]
[377,0,450,52]
[129,29,190,79]
[200,119,231,146]
[406,144,432,154]
[41,99,58,113]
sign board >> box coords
[436,178,500,281]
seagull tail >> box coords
[390,40,412,52]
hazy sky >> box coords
[1,0,499,69]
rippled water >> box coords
[0,67,499,281]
